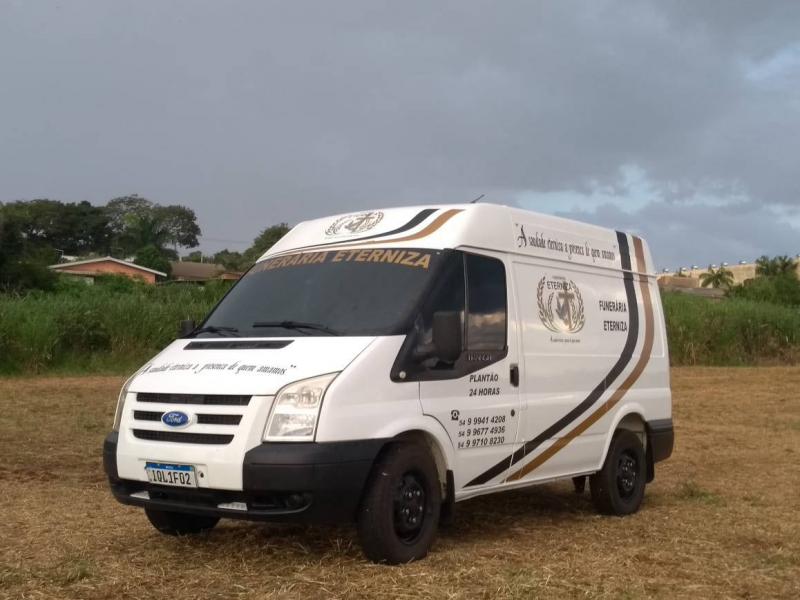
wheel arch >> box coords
[362,419,453,503]
[392,430,450,498]
[374,416,453,468]
[598,405,650,479]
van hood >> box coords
[129,337,376,396]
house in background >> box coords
[169,261,242,283]
[48,257,166,285]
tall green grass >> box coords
[0,277,229,375]
[2,279,800,374]
[662,292,800,365]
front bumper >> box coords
[104,432,387,523]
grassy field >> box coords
[0,279,229,375]
[663,293,800,366]
[1,368,799,599]
[4,281,800,374]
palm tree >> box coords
[699,265,735,289]
[755,255,797,278]
[755,256,773,276]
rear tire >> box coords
[590,429,646,516]
[145,508,220,536]
[357,442,441,564]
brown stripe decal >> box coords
[464,231,637,488]
[505,236,655,482]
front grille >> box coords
[133,411,242,426]
[133,410,162,421]
[137,393,251,406]
[185,340,293,350]
[197,414,242,425]
[132,429,234,445]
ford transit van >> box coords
[104,204,673,564]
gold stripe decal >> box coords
[505,236,655,482]
[352,208,464,246]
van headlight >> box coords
[112,371,139,432]
[263,373,338,442]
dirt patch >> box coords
[1,368,798,599]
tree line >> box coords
[180,225,290,271]
[0,196,289,290]
[698,255,798,288]
[696,255,800,306]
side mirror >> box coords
[432,311,462,363]
[179,319,196,337]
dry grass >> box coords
[1,368,799,599]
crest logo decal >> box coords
[537,276,585,334]
[325,211,384,236]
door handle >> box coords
[510,363,519,387]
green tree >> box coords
[158,205,202,249]
[242,223,290,265]
[183,250,207,263]
[212,249,246,271]
[0,212,23,270]
[0,213,56,290]
[134,245,172,277]
[0,199,111,255]
[755,255,798,278]
[729,273,800,306]
[106,195,201,256]
[699,265,735,289]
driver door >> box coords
[417,251,522,492]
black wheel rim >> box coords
[393,471,427,544]
[616,451,638,499]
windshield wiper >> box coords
[191,325,241,337]
[252,320,342,336]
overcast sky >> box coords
[1,1,799,269]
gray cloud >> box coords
[1,0,798,255]
[557,200,800,270]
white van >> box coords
[104,203,673,564]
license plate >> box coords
[145,462,197,488]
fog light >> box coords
[286,493,311,510]
[217,501,248,511]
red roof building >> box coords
[49,257,167,285]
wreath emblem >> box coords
[537,276,585,334]
[325,211,384,236]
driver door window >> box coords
[402,251,507,380]
[465,253,507,352]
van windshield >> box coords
[197,248,444,337]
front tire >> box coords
[357,442,441,564]
[590,429,646,515]
[145,508,220,536]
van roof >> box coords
[262,203,652,274]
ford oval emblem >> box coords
[161,411,190,427]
